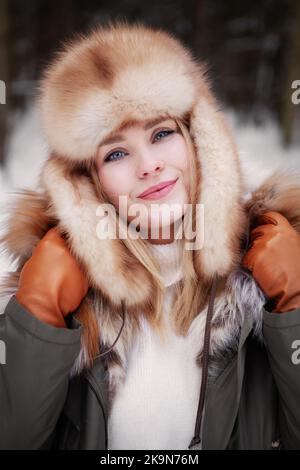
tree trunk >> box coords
[280,0,300,146]
[0,0,9,166]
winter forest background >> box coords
[0,0,299,281]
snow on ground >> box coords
[0,105,299,294]
[4,104,48,188]
[0,105,48,298]
[226,111,300,192]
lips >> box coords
[137,178,178,198]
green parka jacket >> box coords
[1,293,300,450]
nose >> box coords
[136,158,165,179]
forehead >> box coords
[119,115,173,131]
[100,115,176,147]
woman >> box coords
[1,21,300,450]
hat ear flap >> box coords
[40,155,155,309]
[190,93,246,279]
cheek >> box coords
[165,135,189,172]
[165,135,190,191]
[97,165,132,204]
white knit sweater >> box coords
[107,240,202,450]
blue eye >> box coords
[104,150,127,163]
[104,129,174,163]
[154,129,174,141]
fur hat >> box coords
[36,20,245,291]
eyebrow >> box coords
[99,116,172,147]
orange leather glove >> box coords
[15,227,89,328]
[242,211,300,313]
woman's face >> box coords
[95,117,190,241]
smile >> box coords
[138,178,178,200]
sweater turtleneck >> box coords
[107,237,203,451]
[147,238,184,287]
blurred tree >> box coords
[280,0,300,146]
[0,0,9,165]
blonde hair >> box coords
[88,117,208,339]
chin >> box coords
[143,206,185,234]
